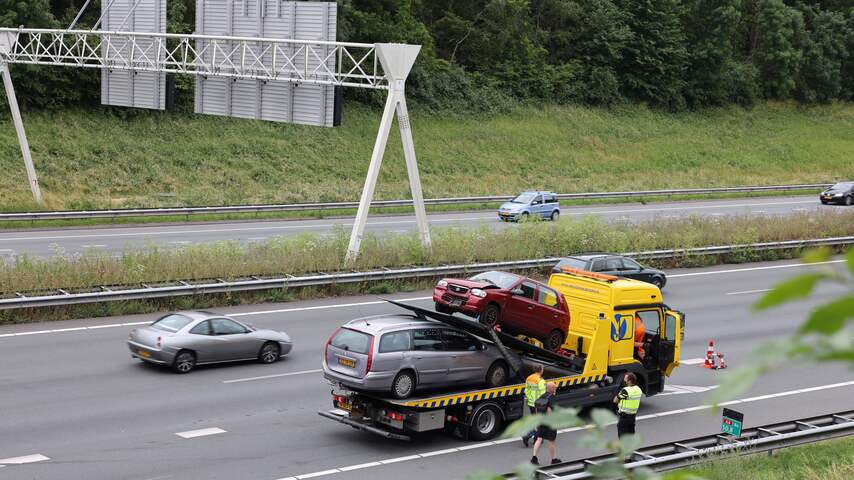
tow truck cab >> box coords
[549,268,684,395]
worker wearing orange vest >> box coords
[521,364,546,447]
[634,315,646,362]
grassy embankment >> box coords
[682,436,854,479]
[2,210,853,323]
[0,101,851,211]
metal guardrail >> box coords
[1,236,851,310]
[506,410,854,479]
[0,184,830,222]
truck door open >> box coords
[661,310,683,376]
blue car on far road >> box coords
[497,191,560,222]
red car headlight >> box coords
[470,288,487,298]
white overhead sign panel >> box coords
[101,0,167,110]
[194,1,338,127]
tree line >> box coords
[1,0,852,112]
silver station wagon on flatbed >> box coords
[323,315,513,399]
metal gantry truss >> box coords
[0,28,386,89]
[0,27,430,260]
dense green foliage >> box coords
[1,0,852,111]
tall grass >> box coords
[2,210,853,295]
[0,102,851,210]
[685,436,854,480]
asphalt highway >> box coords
[1,258,852,480]
[0,195,841,258]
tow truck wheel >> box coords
[486,361,508,388]
[391,371,416,399]
[469,404,503,440]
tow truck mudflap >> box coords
[318,410,411,441]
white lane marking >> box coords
[564,200,814,217]
[222,369,322,384]
[81,244,106,248]
[668,259,845,278]
[659,384,718,396]
[175,427,227,439]
[726,288,772,296]
[0,454,50,465]
[230,296,433,317]
[278,380,854,480]
[679,358,706,365]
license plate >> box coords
[450,298,463,307]
[338,357,356,368]
[137,350,151,358]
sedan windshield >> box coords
[152,314,193,332]
[510,193,536,204]
[470,271,522,289]
[830,182,853,190]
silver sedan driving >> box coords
[128,311,292,373]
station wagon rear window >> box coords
[557,258,588,270]
[152,314,193,332]
[331,328,372,354]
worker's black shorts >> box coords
[536,425,557,441]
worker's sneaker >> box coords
[521,436,529,448]
[530,456,539,465]
[551,458,563,465]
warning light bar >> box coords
[559,267,619,282]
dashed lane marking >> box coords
[175,427,227,439]
[726,288,773,295]
[679,358,706,365]
[0,454,50,465]
[222,368,322,384]
[276,380,854,480]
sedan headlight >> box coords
[437,280,448,287]
[834,193,843,197]
[471,288,487,298]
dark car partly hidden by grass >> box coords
[323,315,513,399]
[432,270,570,351]
[128,311,292,373]
[820,182,854,205]
[552,254,667,289]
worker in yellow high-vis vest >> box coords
[521,364,546,447]
[613,372,643,438]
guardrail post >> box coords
[0,61,44,207]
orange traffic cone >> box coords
[717,352,727,369]
[703,340,716,369]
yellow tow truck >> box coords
[319,269,684,441]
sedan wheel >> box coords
[172,351,196,374]
[259,342,281,364]
[479,304,501,328]
[546,330,565,352]
[392,371,416,399]
[652,277,664,289]
[846,196,853,206]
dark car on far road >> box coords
[820,182,854,205]
[552,254,667,289]
[128,311,292,373]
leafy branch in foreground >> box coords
[709,247,854,405]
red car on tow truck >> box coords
[432,270,570,351]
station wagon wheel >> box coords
[551,210,560,221]
[392,371,416,399]
[479,304,501,328]
[486,361,508,388]
[652,276,664,289]
[846,195,853,206]
[546,330,565,352]
[172,351,196,374]
[258,342,280,364]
